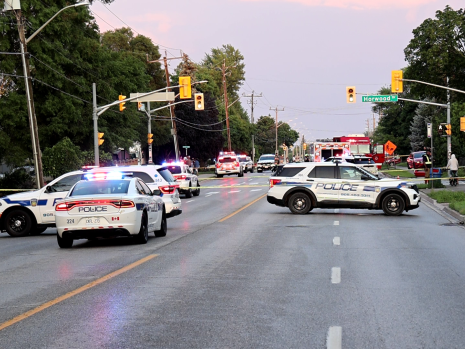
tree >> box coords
[409,100,440,152]
[404,6,465,104]
[42,137,83,178]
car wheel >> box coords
[154,211,167,237]
[185,182,193,198]
[57,233,73,248]
[216,174,223,178]
[30,226,48,235]
[257,169,262,173]
[193,183,200,196]
[288,192,312,214]
[4,209,33,237]
[382,193,405,216]
[135,212,149,244]
[238,170,244,177]
[244,168,247,173]
[407,163,412,169]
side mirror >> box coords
[45,185,53,193]
[152,189,162,196]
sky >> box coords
[91,0,464,143]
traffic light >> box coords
[179,76,191,99]
[147,133,153,144]
[194,93,204,110]
[118,94,126,112]
[137,101,145,111]
[391,70,403,93]
[346,86,356,103]
[445,124,451,136]
[98,132,104,146]
[461,117,465,132]
[303,143,307,150]
[438,124,443,136]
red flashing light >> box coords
[160,185,176,194]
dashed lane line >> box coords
[333,237,340,245]
[334,221,339,226]
[331,267,341,284]
[327,326,342,349]
[185,200,194,203]
[250,189,263,192]
[229,190,241,193]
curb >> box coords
[419,192,465,223]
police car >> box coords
[55,172,166,248]
[163,162,200,198]
[0,165,181,237]
[215,152,244,178]
[267,162,420,216]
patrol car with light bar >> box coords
[55,172,167,248]
[215,152,243,178]
[267,162,420,216]
[0,165,181,237]
[163,161,200,198]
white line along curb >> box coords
[327,326,342,349]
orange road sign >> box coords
[385,140,397,155]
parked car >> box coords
[237,155,253,173]
[407,151,426,169]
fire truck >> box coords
[312,141,351,162]
[333,135,385,169]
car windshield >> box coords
[219,157,236,163]
[69,180,130,196]
[260,156,275,161]
[157,168,175,182]
[414,153,424,158]
[166,165,182,174]
[237,156,246,162]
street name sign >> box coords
[129,92,175,102]
[183,146,190,149]
[362,95,398,103]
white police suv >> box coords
[267,162,420,216]
[163,161,200,198]
[55,172,166,248]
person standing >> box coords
[447,154,459,182]
[194,158,200,175]
[422,150,432,184]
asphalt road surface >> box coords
[1,172,465,348]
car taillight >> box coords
[270,179,281,187]
[235,161,240,167]
[174,174,187,180]
[216,163,221,168]
[55,200,134,211]
[160,185,176,194]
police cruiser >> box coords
[267,162,420,216]
[55,172,166,248]
[0,165,181,237]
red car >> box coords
[407,151,426,169]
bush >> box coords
[0,168,35,190]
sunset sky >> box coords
[91,0,463,142]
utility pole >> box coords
[373,114,376,133]
[447,77,451,159]
[15,10,43,188]
[218,59,237,151]
[270,106,284,155]
[366,119,370,135]
[147,52,185,161]
[147,101,152,164]
[243,91,262,167]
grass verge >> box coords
[429,190,465,215]
[380,170,415,178]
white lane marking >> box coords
[229,190,241,193]
[205,192,219,196]
[333,237,340,246]
[186,200,194,203]
[334,221,339,226]
[327,326,342,349]
[249,179,254,181]
[334,209,339,213]
[250,189,262,192]
[249,182,259,185]
[331,267,341,284]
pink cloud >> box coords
[240,0,438,10]
[130,13,174,33]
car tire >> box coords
[185,182,193,198]
[288,192,312,214]
[238,170,244,177]
[382,193,405,216]
[30,226,48,235]
[135,212,149,244]
[244,168,247,173]
[407,163,412,169]
[154,211,167,237]
[217,174,223,178]
[4,209,34,237]
[57,233,73,248]
[257,169,262,173]
[193,183,200,196]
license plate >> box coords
[85,217,101,225]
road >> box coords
[1,172,465,348]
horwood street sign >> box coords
[362,95,398,103]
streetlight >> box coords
[6,0,90,188]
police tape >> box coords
[198,175,267,181]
